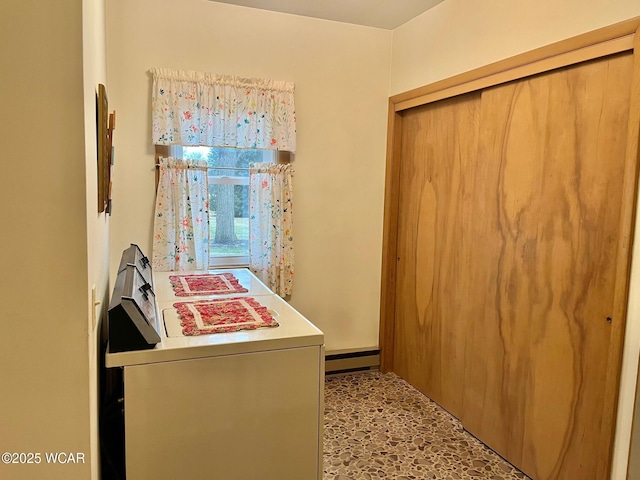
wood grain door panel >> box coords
[394,91,481,419]
[460,75,550,468]
[519,53,633,480]
[393,52,634,479]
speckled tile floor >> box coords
[323,372,531,480]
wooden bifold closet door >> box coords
[391,47,638,479]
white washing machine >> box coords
[106,250,324,480]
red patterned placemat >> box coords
[169,272,249,296]
[173,297,279,336]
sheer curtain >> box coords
[249,163,294,296]
[150,67,297,288]
[152,157,210,271]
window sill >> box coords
[209,255,249,269]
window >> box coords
[177,146,275,267]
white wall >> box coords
[0,0,109,478]
[82,0,109,478]
[390,1,640,478]
[390,0,640,95]
[106,0,392,352]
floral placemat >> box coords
[173,297,279,336]
[169,272,249,296]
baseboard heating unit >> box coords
[325,349,380,374]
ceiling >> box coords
[210,0,445,30]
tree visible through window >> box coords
[182,146,274,265]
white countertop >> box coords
[105,269,323,368]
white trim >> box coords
[209,255,249,268]
[209,176,249,186]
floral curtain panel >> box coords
[249,163,294,297]
[152,157,210,271]
[150,68,296,152]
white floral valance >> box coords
[151,68,296,152]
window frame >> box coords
[158,145,274,268]
[207,171,251,268]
